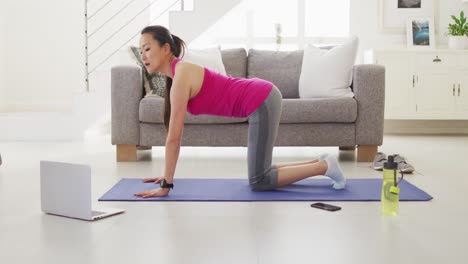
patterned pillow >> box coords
[128,46,166,98]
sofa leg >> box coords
[357,145,377,162]
[117,144,137,162]
[339,146,356,151]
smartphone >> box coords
[310,202,341,212]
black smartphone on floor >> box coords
[310,202,341,212]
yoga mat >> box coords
[98,178,433,202]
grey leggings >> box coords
[247,85,282,191]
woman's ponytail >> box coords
[171,34,186,58]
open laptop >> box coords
[40,160,124,221]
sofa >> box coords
[111,48,385,162]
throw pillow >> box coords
[182,46,227,75]
[298,36,359,98]
[128,46,166,98]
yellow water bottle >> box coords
[381,155,400,215]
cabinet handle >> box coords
[459,84,461,96]
[453,84,456,96]
[412,75,415,87]
[433,56,442,62]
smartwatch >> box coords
[160,179,174,189]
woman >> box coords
[134,25,345,198]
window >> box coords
[190,0,350,50]
[305,0,350,37]
[251,0,298,37]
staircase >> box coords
[80,0,241,140]
[86,0,184,92]
[85,0,241,92]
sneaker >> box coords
[372,152,387,170]
[393,154,415,173]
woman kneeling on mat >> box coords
[134,25,346,198]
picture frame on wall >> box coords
[379,0,438,34]
[406,16,436,49]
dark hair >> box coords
[141,25,186,132]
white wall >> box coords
[0,5,5,110]
[351,0,468,63]
[0,0,177,141]
[0,0,85,112]
[0,0,85,141]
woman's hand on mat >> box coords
[134,188,170,198]
[142,176,164,184]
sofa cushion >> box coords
[299,36,358,98]
[280,98,357,123]
[140,97,356,124]
[128,46,166,98]
[139,97,248,124]
[183,47,227,75]
[221,48,247,78]
[247,49,303,98]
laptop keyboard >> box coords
[92,211,106,217]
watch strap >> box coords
[160,179,174,189]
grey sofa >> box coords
[111,48,385,162]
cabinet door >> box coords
[415,69,454,114]
[376,53,413,118]
[456,70,468,113]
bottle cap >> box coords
[384,155,398,170]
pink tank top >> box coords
[171,58,273,118]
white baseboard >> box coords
[0,112,81,141]
[384,120,468,134]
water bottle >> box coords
[381,155,400,215]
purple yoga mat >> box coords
[98,178,433,202]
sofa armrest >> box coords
[111,65,143,145]
[352,64,385,146]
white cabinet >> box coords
[415,68,453,114]
[457,70,468,112]
[365,49,468,120]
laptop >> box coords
[40,160,124,221]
